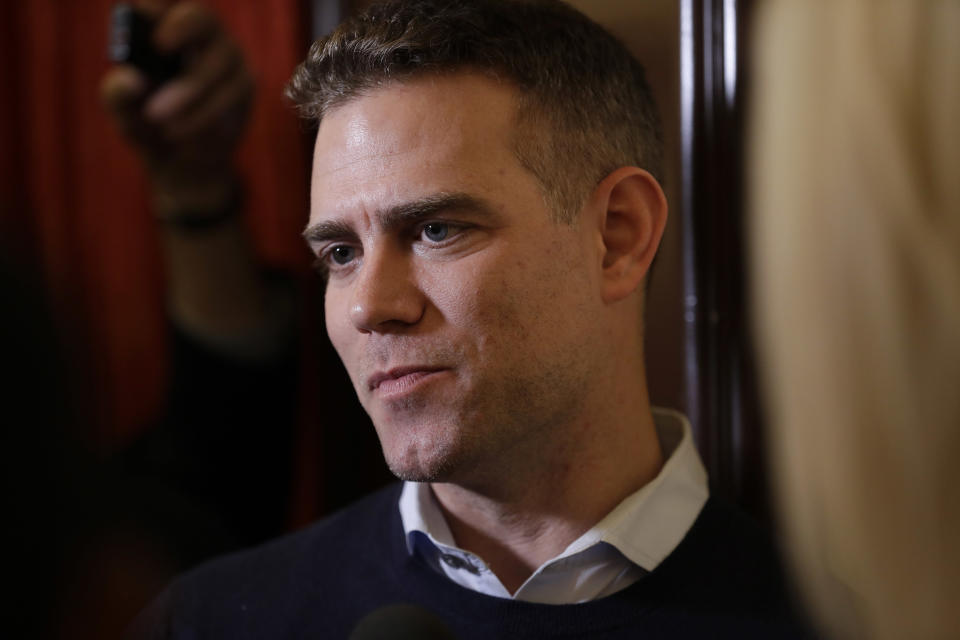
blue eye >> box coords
[330,246,356,265]
[422,223,449,242]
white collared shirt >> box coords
[398,407,709,604]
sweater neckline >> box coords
[377,484,707,635]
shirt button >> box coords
[440,553,481,575]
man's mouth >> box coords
[367,366,448,395]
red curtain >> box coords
[0,1,313,448]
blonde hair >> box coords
[751,2,960,638]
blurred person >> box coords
[0,243,220,640]
[101,0,303,539]
[751,1,960,638]
[101,0,283,352]
[110,0,813,638]
[0,5,303,629]
[92,1,312,634]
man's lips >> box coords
[367,366,447,393]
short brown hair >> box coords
[286,0,663,223]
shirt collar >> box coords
[558,407,709,570]
[398,408,709,599]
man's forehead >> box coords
[311,74,519,175]
[308,73,523,222]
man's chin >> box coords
[384,453,455,484]
[380,435,469,483]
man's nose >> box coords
[348,245,425,332]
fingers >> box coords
[134,1,170,20]
[100,1,252,191]
[165,67,254,140]
[144,33,244,122]
[101,65,148,112]
[141,1,250,136]
[101,65,150,139]
[153,2,220,53]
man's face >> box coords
[306,74,604,485]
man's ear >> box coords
[590,167,668,304]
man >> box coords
[120,0,805,637]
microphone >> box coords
[348,604,458,640]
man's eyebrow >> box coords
[302,192,497,244]
[376,192,497,229]
[302,219,355,245]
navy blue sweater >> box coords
[130,483,810,639]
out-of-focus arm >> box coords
[101,2,291,358]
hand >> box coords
[101,2,253,218]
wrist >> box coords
[153,175,244,230]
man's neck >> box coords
[429,400,663,594]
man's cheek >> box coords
[324,292,350,355]
[323,317,361,392]
[326,328,348,368]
